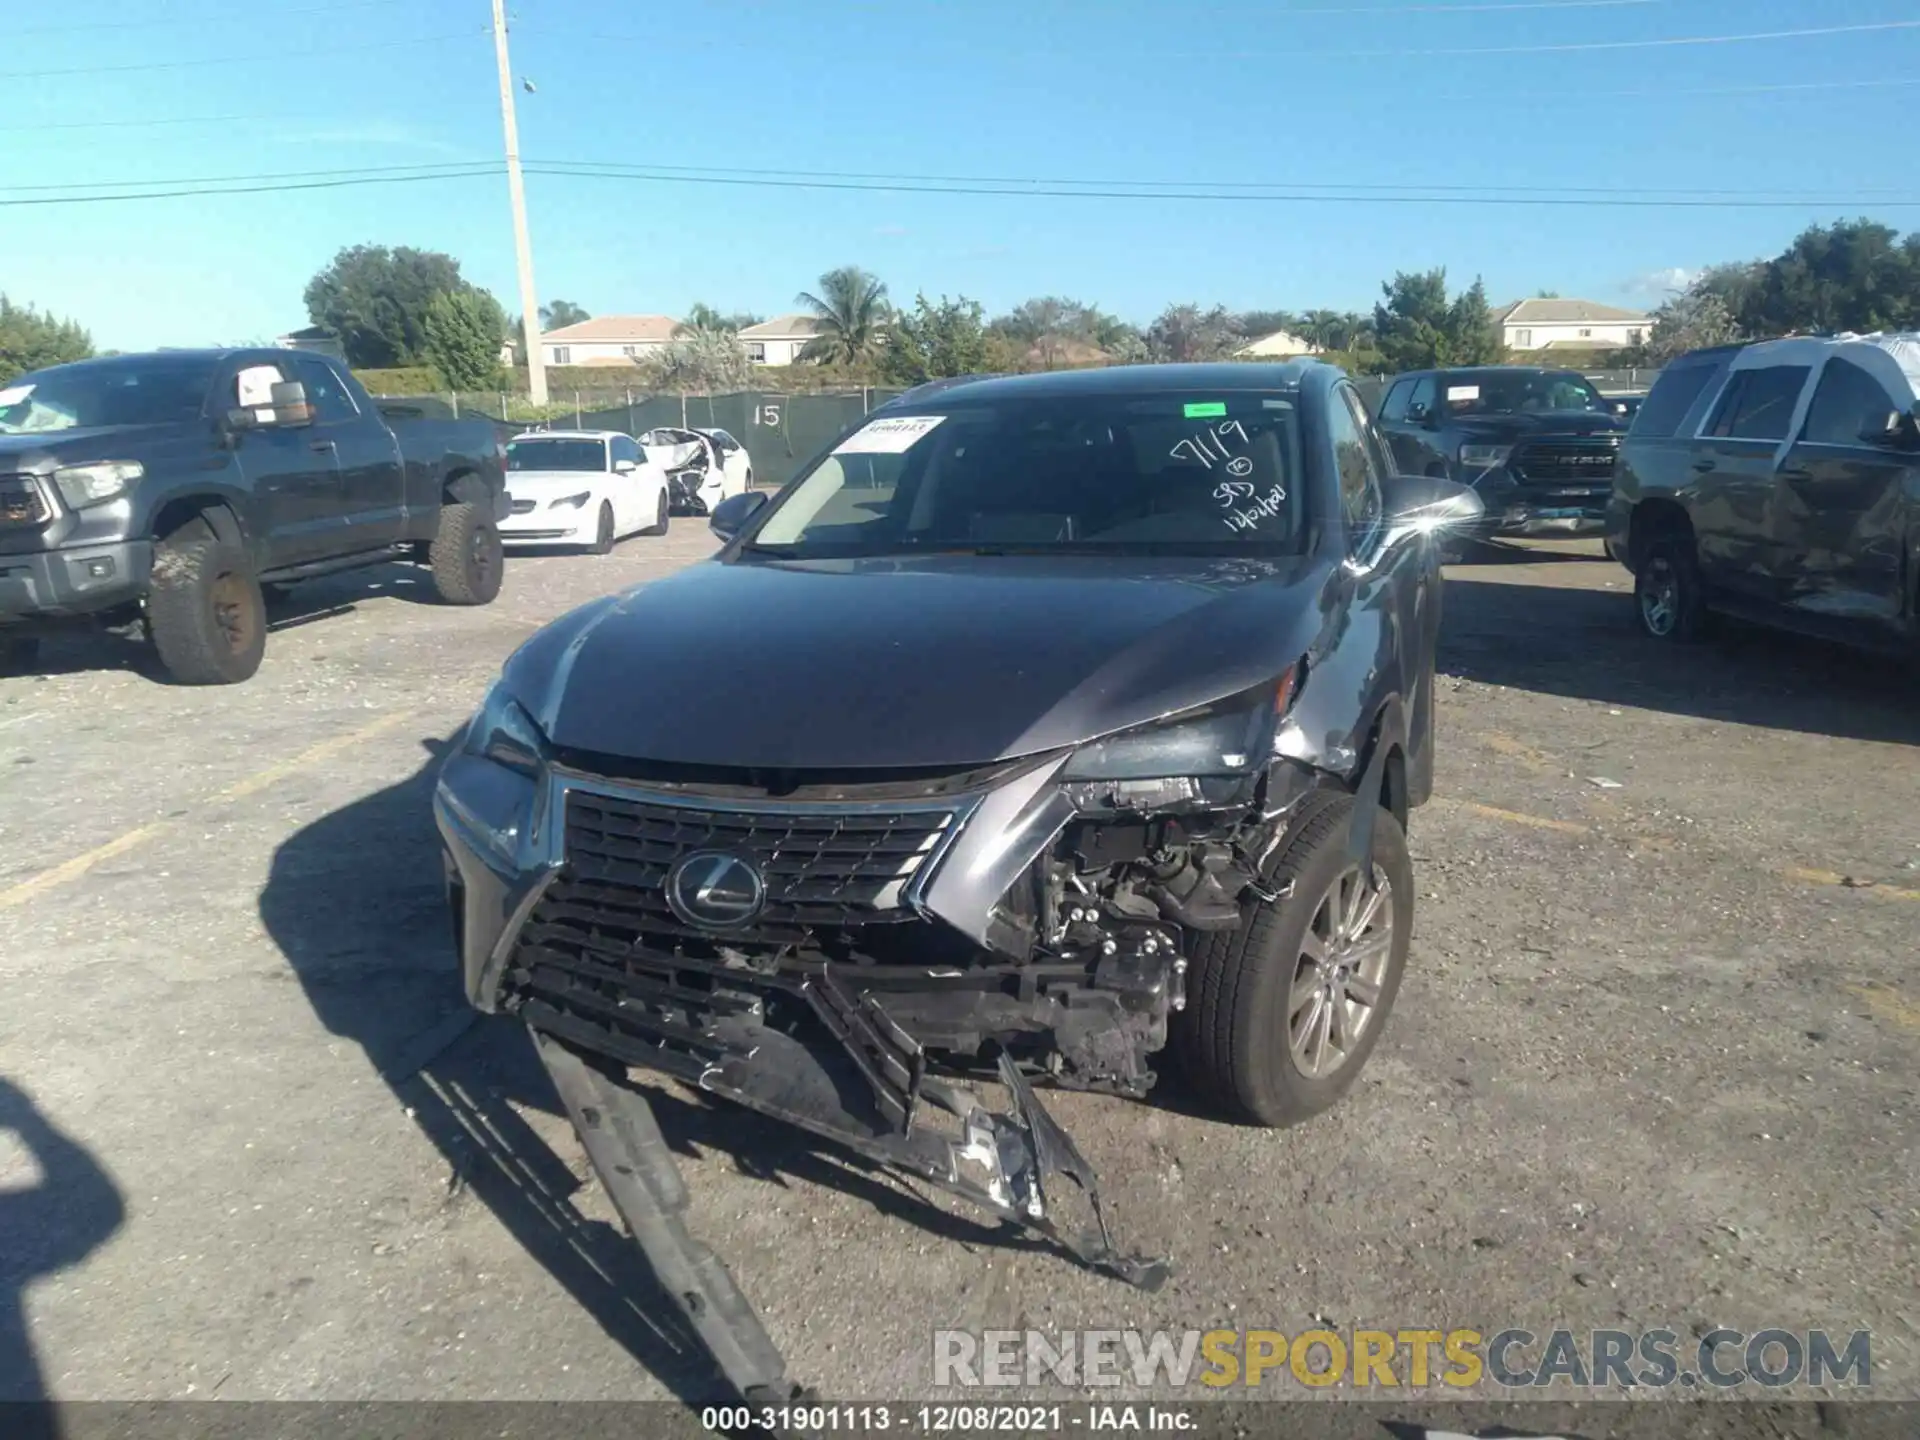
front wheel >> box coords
[1636,534,1706,642]
[588,501,616,555]
[428,501,504,605]
[1175,792,1414,1127]
[146,521,267,685]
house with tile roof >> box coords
[538,314,680,367]
[1493,298,1649,355]
[737,314,831,366]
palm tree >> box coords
[676,302,734,338]
[795,266,891,365]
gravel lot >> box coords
[2,529,1915,1431]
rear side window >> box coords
[1631,361,1721,438]
[1800,358,1900,446]
[290,356,359,424]
[1707,366,1810,441]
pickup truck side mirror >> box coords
[1859,409,1919,449]
[612,458,637,474]
[225,380,313,433]
[710,489,768,542]
[1353,473,1485,568]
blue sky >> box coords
[6,0,1920,350]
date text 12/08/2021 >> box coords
[700,1404,1200,1432]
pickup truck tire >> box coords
[0,636,40,677]
[642,490,669,537]
[589,502,616,555]
[1636,534,1707,642]
[428,502,503,606]
[146,525,267,685]
[1175,791,1413,1127]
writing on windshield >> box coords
[749,393,1305,556]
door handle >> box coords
[310,439,336,454]
[1691,458,1716,473]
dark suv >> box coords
[1607,336,1920,651]
[434,362,1481,1315]
[1376,365,1630,540]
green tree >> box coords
[989,296,1127,369]
[1371,269,1503,372]
[305,245,501,368]
[677,302,736,337]
[0,296,93,383]
[1636,285,1743,363]
[1145,303,1241,363]
[796,266,891,365]
[1746,220,1915,335]
[423,290,505,390]
[1292,309,1373,353]
[882,294,991,384]
[541,299,590,330]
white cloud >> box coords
[1625,266,1701,299]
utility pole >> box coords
[492,0,547,405]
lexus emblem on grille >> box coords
[665,851,766,929]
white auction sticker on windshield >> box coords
[0,385,32,407]
[834,414,947,454]
[1446,385,1481,401]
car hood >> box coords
[0,423,187,471]
[1453,410,1626,440]
[505,552,1332,770]
[505,469,608,493]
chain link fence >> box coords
[373,366,1662,487]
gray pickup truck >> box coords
[0,348,508,683]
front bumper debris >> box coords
[520,950,1171,1294]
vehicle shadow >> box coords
[255,737,1038,1406]
[0,1076,126,1416]
[1439,571,1920,747]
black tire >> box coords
[642,489,669,537]
[1175,791,1415,1127]
[429,501,504,606]
[0,635,40,677]
[589,501,616,555]
[1635,533,1707,642]
[146,521,267,686]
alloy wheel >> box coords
[1288,863,1396,1079]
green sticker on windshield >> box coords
[1184,401,1228,418]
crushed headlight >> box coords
[52,460,142,510]
[1061,668,1302,804]
[1457,443,1511,470]
[463,680,547,776]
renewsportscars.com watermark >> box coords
[933,1328,1873,1392]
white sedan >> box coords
[500,430,670,552]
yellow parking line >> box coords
[1449,800,1592,836]
[1847,983,1920,1032]
[0,706,420,912]
[1783,866,1920,904]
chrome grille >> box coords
[548,788,957,943]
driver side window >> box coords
[1329,387,1385,549]
[1406,375,1438,422]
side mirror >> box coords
[709,489,768,542]
[1859,410,1917,449]
[1366,473,1485,559]
[612,458,637,474]
[268,380,313,427]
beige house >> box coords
[738,314,829,366]
[1235,328,1320,360]
[539,315,679,367]
[1494,299,1649,354]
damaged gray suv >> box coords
[434,364,1479,1357]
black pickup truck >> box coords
[1375,365,1630,542]
[0,348,508,683]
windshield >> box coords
[747,392,1305,557]
[507,438,607,472]
[1442,371,1606,417]
[0,357,217,434]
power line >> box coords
[523,157,1920,202]
[0,112,333,134]
[11,0,391,37]
[0,161,500,195]
[0,31,482,80]
[0,168,499,208]
[519,163,1920,210]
